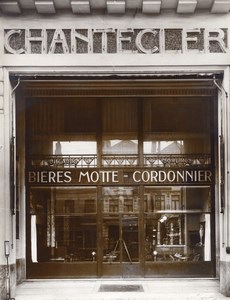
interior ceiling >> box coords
[0,0,230,15]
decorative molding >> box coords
[71,1,90,14]
[106,0,126,14]
[0,0,230,14]
[29,153,211,168]
[177,0,197,13]
[0,1,21,14]
[142,1,161,14]
[35,0,56,14]
[211,0,230,13]
[30,155,97,168]
[144,154,211,168]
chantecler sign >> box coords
[4,27,229,54]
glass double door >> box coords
[101,187,142,277]
[102,215,141,276]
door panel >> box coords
[102,187,141,277]
[122,216,139,263]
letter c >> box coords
[135,29,159,54]
[4,30,25,54]
[133,171,141,183]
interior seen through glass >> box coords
[25,94,215,274]
[29,186,211,263]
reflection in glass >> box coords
[145,213,211,262]
[144,186,211,263]
[102,187,139,263]
[102,139,138,155]
[122,216,139,262]
[102,216,139,263]
[103,187,139,214]
[102,139,138,166]
[103,218,120,262]
[29,187,97,263]
[53,141,97,155]
[144,186,211,213]
[55,215,97,262]
[144,141,184,154]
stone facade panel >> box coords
[220,260,230,296]
[16,259,26,285]
[0,82,3,96]
[0,265,7,300]
[0,96,3,113]
[0,68,3,81]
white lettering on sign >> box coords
[28,171,72,183]
[27,169,212,184]
[4,28,229,54]
[79,170,119,183]
[132,170,212,183]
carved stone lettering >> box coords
[4,28,229,54]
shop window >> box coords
[29,187,97,263]
[26,96,213,169]
[144,186,211,263]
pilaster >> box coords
[0,66,17,298]
[0,68,3,113]
[0,66,5,263]
[0,66,7,300]
[219,66,230,296]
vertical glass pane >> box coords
[55,215,97,262]
[145,213,211,262]
[122,216,139,262]
[144,186,212,262]
[102,187,139,263]
[143,98,212,154]
[29,187,97,263]
[102,98,138,166]
[26,98,98,155]
[103,218,120,263]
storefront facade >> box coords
[23,80,217,279]
[0,0,230,298]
